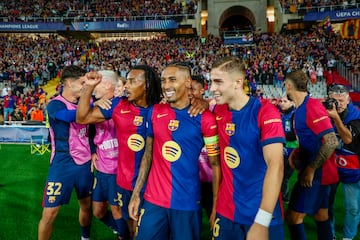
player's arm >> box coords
[208,153,220,229]
[247,142,284,240]
[128,136,154,221]
[76,71,106,124]
[300,132,338,188]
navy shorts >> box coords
[212,213,284,240]
[92,171,117,206]
[289,181,331,215]
[43,161,93,207]
[136,200,202,240]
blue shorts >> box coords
[212,214,284,240]
[288,181,331,215]
[136,201,202,240]
[42,161,93,207]
[116,186,132,220]
[92,171,117,206]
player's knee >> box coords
[313,209,328,221]
[41,208,59,224]
[285,209,305,225]
[92,207,106,219]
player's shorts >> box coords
[136,200,202,240]
[212,213,284,240]
[92,171,117,206]
[115,185,144,220]
[42,161,93,207]
[288,181,331,215]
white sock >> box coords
[81,237,90,240]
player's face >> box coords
[70,75,86,99]
[279,97,293,111]
[124,69,146,105]
[190,80,205,99]
[114,79,124,97]
[210,68,237,105]
[93,78,107,99]
[161,66,191,105]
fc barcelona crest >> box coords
[168,120,179,131]
[225,123,235,136]
[133,116,143,126]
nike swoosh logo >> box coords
[216,116,223,120]
[121,110,131,114]
[157,113,168,118]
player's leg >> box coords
[75,162,94,240]
[92,172,116,230]
[38,206,61,240]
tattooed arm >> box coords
[128,136,154,220]
[301,132,338,187]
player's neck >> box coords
[228,93,249,111]
[292,92,308,108]
[169,97,190,110]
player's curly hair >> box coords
[132,65,162,106]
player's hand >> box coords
[91,153,98,172]
[85,71,102,87]
[189,98,209,117]
[209,209,216,230]
[247,222,269,240]
[128,193,141,221]
[94,98,112,110]
[288,148,300,170]
[300,166,315,187]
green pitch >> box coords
[0,144,358,240]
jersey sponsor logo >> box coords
[216,116,223,121]
[127,134,145,152]
[168,119,179,131]
[336,156,347,167]
[121,109,131,114]
[162,140,181,162]
[225,123,235,136]
[157,113,168,118]
[224,146,240,168]
[133,116,143,126]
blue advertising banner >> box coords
[0,22,66,31]
[0,20,178,32]
[71,20,178,31]
[304,8,360,21]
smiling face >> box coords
[210,68,238,105]
[161,66,191,108]
[124,69,147,106]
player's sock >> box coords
[316,219,333,240]
[114,218,129,239]
[288,223,306,240]
[80,225,91,239]
[99,210,116,230]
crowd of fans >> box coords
[281,0,359,14]
[0,0,198,22]
[0,27,359,124]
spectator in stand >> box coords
[1,83,11,97]
[3,90,17,123]
[10,106,25,122]
[113,76,126,97]
[29,104,44,122]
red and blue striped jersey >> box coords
[214,97,285,224]
[144,103,219,211]
[294,95,338,185]
[100,97,149,191]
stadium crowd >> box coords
[280,0,359,14]
[0,27,359,124]
[0,0,198,22]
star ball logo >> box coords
[224,146,240,168]
[127,134,145,152]
[162,141,181,162]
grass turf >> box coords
[0,144,358,239]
